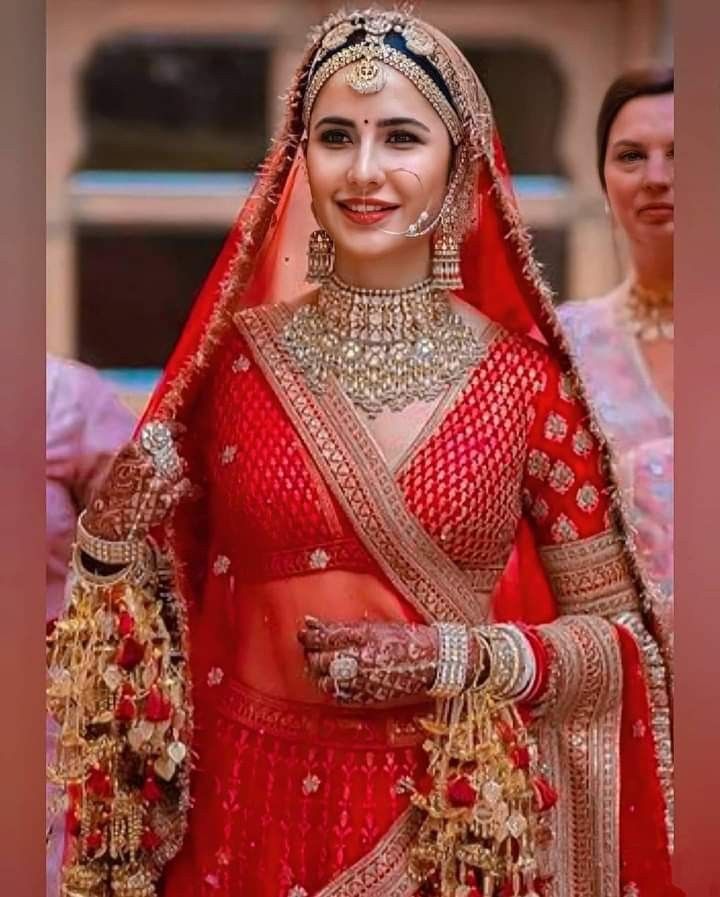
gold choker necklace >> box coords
[620,281,674,342]
[282,274,486,416]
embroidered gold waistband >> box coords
[539,529,637,616]
[238,537,374,582]
[214,678,428,750]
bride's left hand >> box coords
[297,617,439,704]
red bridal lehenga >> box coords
[47,10,678,897]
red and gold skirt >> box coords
[161,680,427,896]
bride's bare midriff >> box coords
[230,570,420,705]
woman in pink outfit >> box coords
[559,67,674,670]
[46,355,136,620]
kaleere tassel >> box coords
[409,687,551,896]
[47,543,191,897]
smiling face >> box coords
[305,64,453,285]
[603,92,674,250]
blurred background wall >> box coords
[46,0,672,409]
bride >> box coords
[48,9,677,897]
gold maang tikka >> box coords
[345,50,386,94]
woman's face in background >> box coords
[603,92,674,250]
[305,64,452,270]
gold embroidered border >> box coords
[464,566,506,598]
[613,610,675,853]
[215,677,426,750]
[316,808,420,897]
[539,529,637,616]
[537,616,622,897]
[237,305,493,629]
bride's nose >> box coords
[346,138,386,192]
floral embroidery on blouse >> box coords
[548,460,574,494]
[572,427,594,457]
[550,514,579,543]
[544,411,568,442]
[531,496,549,521]
[576,483,600,513]
[527,449,551,480]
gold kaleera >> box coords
[47,536,192,897]
[409,689,546,897]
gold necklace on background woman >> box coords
[619,280,674,342]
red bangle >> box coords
[515,623,550,704]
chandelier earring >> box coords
[306,228,335,283]
[432,211,463,291]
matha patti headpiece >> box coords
[302,10,466,145]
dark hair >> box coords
[596,66,674,190]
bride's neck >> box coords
[333,244,432,290]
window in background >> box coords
[79,33,270,171]
[74,33,269,371]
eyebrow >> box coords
[611,138,673,150]
[611,139,645,150]
[314,115,431,133]
[377,116,431,132]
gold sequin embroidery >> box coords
[544,411,568,442]
[576,482,600,513]
[548,460,574,494]
[572,426,594,457]
[550,513,579,543]
[527,449,551,480]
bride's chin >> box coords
[332,232,409,262]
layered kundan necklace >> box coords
[620,280,674,342]
[282,273,485,417]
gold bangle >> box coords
[428,622,469,698]
[469,630,492,688]
[474,625,535,700]
[76,511,140,566]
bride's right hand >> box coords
[83,427,191,543]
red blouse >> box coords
[198,326,609,593]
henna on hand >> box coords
[298,618,485,705]
[298,618,437,703]
[82,430,190,543]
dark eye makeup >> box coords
[318,128,424,147]
[319,129,352,145]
